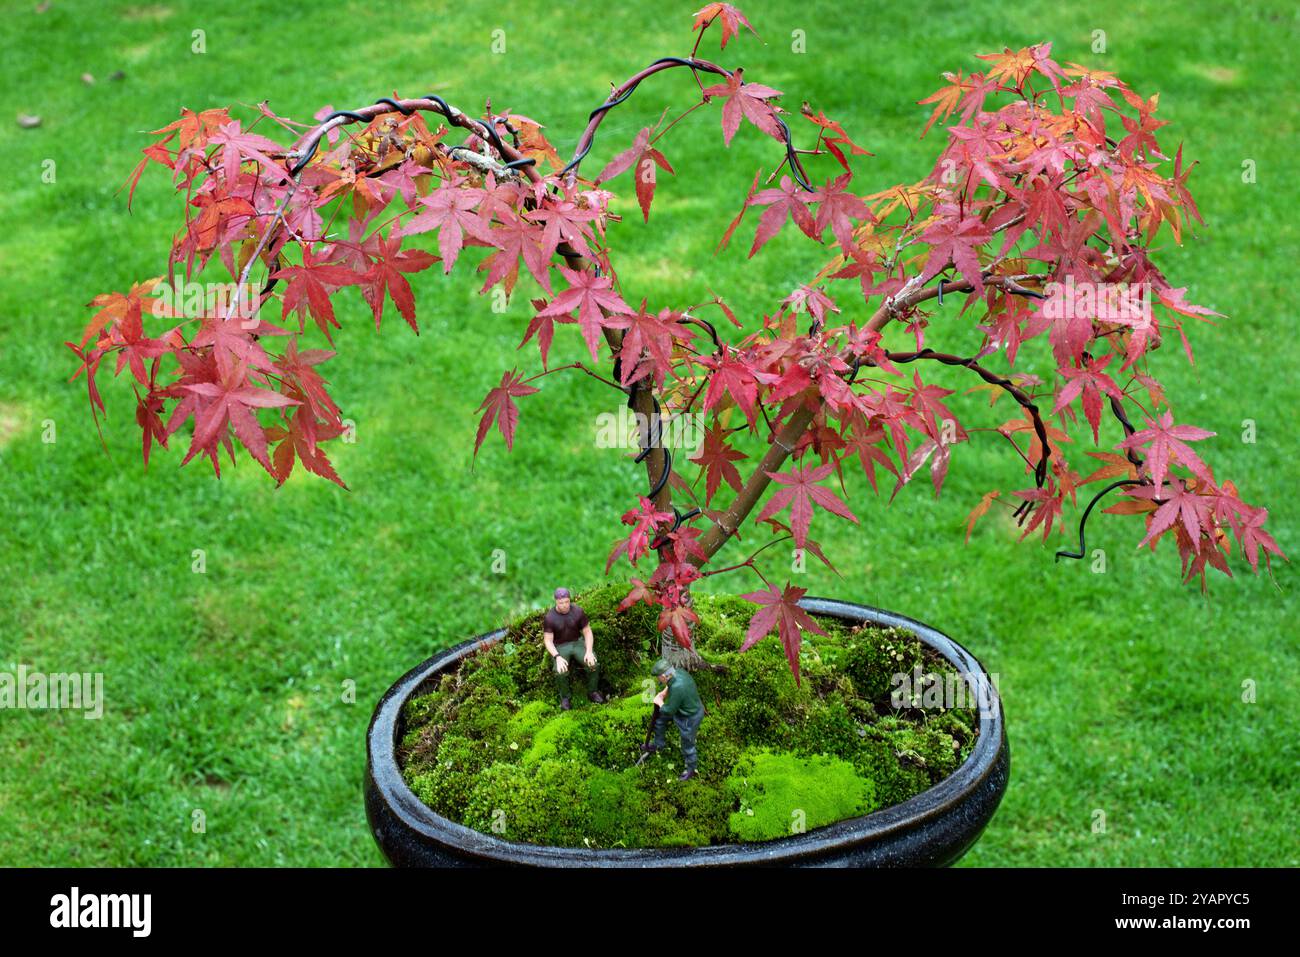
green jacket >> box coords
[661,669,702,718]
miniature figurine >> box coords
[542,587,605,710]
[641,657,704,780]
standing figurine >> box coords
[641,658,704,780]
[543,588,605,710]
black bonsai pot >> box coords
[364,596,1010,867]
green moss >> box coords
[860,714,966,780]
[399,582,980,848]
[838,626,929,703]
[505,699,556,745]
[850,738,933,809]
[702,645,803,746]
[577,693,656,771]
[506,692,673,775]
[635,764,734,847]
[726,749,877,842]
[520,708,588,765]
[463,759,650,847]
[407,733,499,818]
[792,699,862,760]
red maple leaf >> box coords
[699,346,776,427]
[658,601,701,647]
[617,577,655,612]
[402,179,490,272]
[756,460,859,548]
[739,582,827,686]
[376,157,432,207]
[357,230,438,331]
[747,175,816,256]
[1233,505,1285,573]
[99,314,174,391]
[528,195,600,262]
[919,212,992,293]
[182,362,300,473]
[890,436,955,498]
[702,69,784,147]
[607,496,675,571]
[190,310,288,383]
[690,3,760,49]
[474,368,539,455]
[272,248,360,342]
[480,209,553,295]
[519,295,560,369]
[1119,411,1215,491]
[1128,480,1213,549]
[180,193,258,256]
[811,174,871,253]
[978,298,1050,365]
[1017,178,1070,244]
[266,403,347,488]
[134,390,170,467]
[597,127,675,222]
[1052,352,1124,443]
[82,278,166,347]
[537,267,635,361]
[208,121,291,184]
[782,285,840,325]
[1010,485,1064,541]
[690,425,748,503]
[802,108,873,171]
[273,338,340,423]
[121,132,179,211]
[908,371,961,438]
[660,523,711,568]
[917,69,987,137]
[1000,407,1072,481]
[842,419,898,493]
[945,122,1011,192]
[965,490,1002,542]
[616,302,692,388]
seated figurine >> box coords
[542,587,606,710]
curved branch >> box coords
[1108,392,1145,473]
[1053,387,1149,562]
[1055,479,1144,561]
[883,348,1050,488]
[560,56,812,191]
[678,314,723,354]
[287,96,540,182]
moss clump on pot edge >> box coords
[398,582,980,848]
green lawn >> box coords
[0,0,1295,866]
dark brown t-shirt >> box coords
[543,605,589,648]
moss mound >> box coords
[399,582,979,848]
[727,749,876,841]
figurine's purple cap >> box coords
[554,587,570,599]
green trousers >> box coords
[553,641,600,698]
[653,707,704,772]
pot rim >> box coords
[366,595,1005,866]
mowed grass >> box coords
[0,0,1296,866]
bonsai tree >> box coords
[72,4,1283,684]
